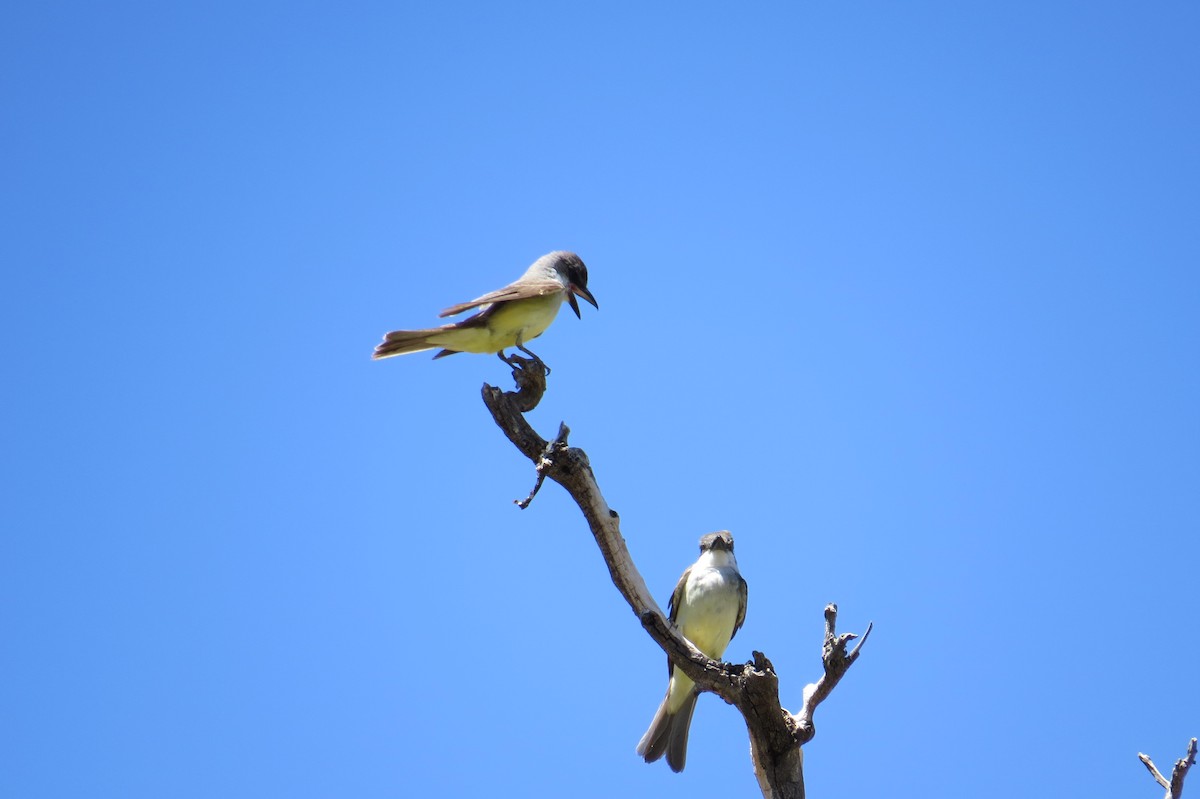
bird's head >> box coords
[550,251,599,318]
[699,531,735,553]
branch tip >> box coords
[1141,753,1170,789]
[848,621,873,661]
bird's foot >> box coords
[500,346,550,376]
[516,344,550,375]
[494,350,548,412]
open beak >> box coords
[567,284,599,318]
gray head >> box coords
[699,530,735,553]
[544,251,598,318]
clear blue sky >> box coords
[3,3,1197,797]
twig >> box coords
[1142,753,1172,790]
[791,604,873,745]
[516,423,570,509]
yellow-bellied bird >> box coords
[371,251,597,364]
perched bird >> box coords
[637,531,748,773]
[371,250,597,364]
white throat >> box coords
[697,548,737,571]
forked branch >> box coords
[481,362,871,799]
[1140,738,1198,799]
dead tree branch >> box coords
[1140,738,1198,799]
[482,362,870,799]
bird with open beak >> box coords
[371,250,597,366]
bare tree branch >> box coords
[793,605,873,745]
[481,358,662,623]
[481,362,871,799]
[1140,738,1198,799]
[1144,755,1173,791]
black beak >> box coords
[568,284,598,318]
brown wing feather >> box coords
[438,278,564,318]
[665,566,690,677]
[731,575,748,641]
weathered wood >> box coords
[482,360,870,798]
[1140,739,1198,799]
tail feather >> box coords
[636,689,699,773]
[636,695,671,764]
[372,329,454,360]
[665,691,698,773]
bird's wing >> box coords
[438,278,564,318]
[665,566,691,677]
[731,575,748,641]
[667,566,689,624]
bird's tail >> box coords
[372,329,458,360]
[636,688,699,773]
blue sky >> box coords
[3,3,1198,797]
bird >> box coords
[637,530,748,773]
[371,250,597,367]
